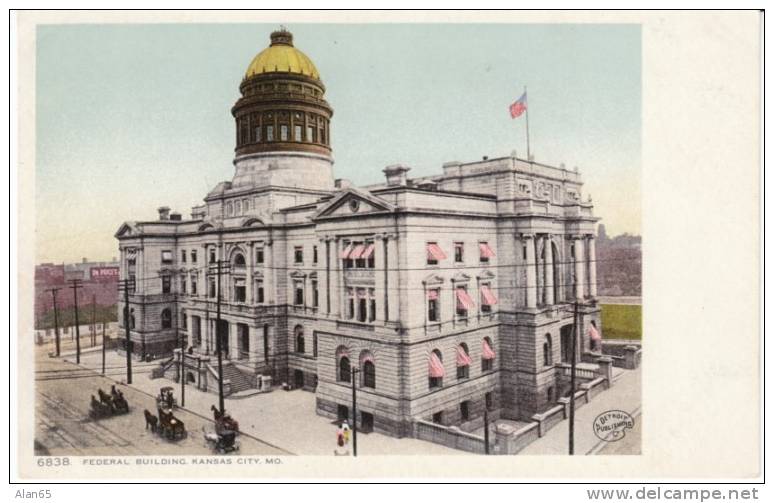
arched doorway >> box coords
[294,369,304,389]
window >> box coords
[181,250,187,263]
[307,125,315,142]
[294,125,302,141]
[263,325,269,363]
[191,250,197,263]
[312,280,319,308]
[454,242,464,263]
[313,333,318,358]
[208,277,216,298]
[161,309,172,329]
[543,335,553,366]
[482,337,496,371]
[294,246,303,264]
[363,360,376,389]
[522,244,528,260]
[357,289,367,322]
[485,392,493,410]
[267,125,274,141]
[128,257,136,267]
[256,280,265,304]
[320,127,326,144]
[295,326,305,353]
[234,280,246,303]
[426,242,446,266]
[161,250,173,264]
[456,286,472,318]
[429,349,444,389]
[256,247,264,264]
[432,411,443,424]
[180,310,187,330]
[294,282,304,306]
[280,125,288,141]
[190,275,197,295]
[571,243,576,259]
[369,293,376,322]
[255,126,261,142]
[180,276,187,295]
[347,289,355,319]
[162,275,171,294]
[338,356,351,382]
[233,253,245,267]
[209,249,216,263]
[313,245,318,264]
[479,241,494,263]
[480,283,495,313]
[427,289,439,322]
[460,401,470,422]
[456,343,471,379]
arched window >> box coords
[338,356,351,383]
[543,334,553,366]
[233,253,245,266]
[161,308,172,329]
[360,351,376,389]
[482,336,495,371]
[295,325,305,354]
[547,386,554,403]
[429,349,444,389]
[456,343,471,379]
[180,309,187,330]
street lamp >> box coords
[350,365,360,457]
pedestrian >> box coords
[333,434,349,456]
[342,420,351,444]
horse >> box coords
[110,385,123,400]
[144,409,158,433]
[97,388,112,405]
[211,405,223,421]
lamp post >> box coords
[351,365,360,457]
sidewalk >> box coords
[70,349,461,456]
[519,367,642,455]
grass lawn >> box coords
[601,304,642,340]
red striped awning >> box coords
[456,288,475,311]
[427,289,439,300]
[349,244,366,260]
[361,354,374,364]
[588,324,602,341]
[429,352,445,378]
[479,242,496,259]
[339,244,353,259]
[456,346,472,366]
[426,243,447,262]
[361,243,375,259]
[480,285,498,306]
[482,339,496,360]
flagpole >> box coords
[524,85,531,161]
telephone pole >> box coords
[68,279,83,364]
[101,321,106,375]
[569,300,579,455]
[209,259,230,415]
[484,408,490,455]
[179,310,186,408]
[351,366,360,457]
[91,294,97,347]
[47,288,61,357]
[118,278,135,384]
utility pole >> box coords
[47,288,61,357]
[101,321,106,375]
[91,294,97,347]
[68,279,83,364]
[209,259,230,415]
[118,278,135,384]
[179,310,185,408]
[484,408,490,455]
[351,366,360,457]
[569,300,579,455]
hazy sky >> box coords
[36,23,640,263]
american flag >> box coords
[509,91,528,118]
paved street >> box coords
[520,367,642,455]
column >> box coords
[317,237,328,314]
[228,322,237,360]
[587,236,597,298]
[374,234,386,322]
[247,242,254,303]
[386,235,400,321]
[545,235,555,305]
[264,240,274,304]
[524,235,537,308]
[329,238,340,317]
[338,239,347,319]
[574,236,585,299]
[136,248,145,293]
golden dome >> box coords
[245,30,320,80]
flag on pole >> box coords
[509,91,527,118]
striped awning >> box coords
[456,346,472,366]
[479,242,496,259]
[482,339,496,360]
[339,243,353,259]
[349,244,366,260]
[125,249,137,259]
[456,288,475,310]
[361,243,375,259]
[429,352,445,378]
[588,324,602,341]
[427,289,439,300]
[426,243,447,262]
[480,285,498,306]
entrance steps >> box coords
[220,363,255,393]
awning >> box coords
[349,244,366,260]
[339,243,354,259]
[455,288,475,311]
[361,354,374,365]
[125,249,137,259]
[479,242,496,259]
[426,243,447,262]
[429,352,445,378]
[482,339,496,360]
[361,243,375,259]
[588,324,602,341]
[456,346,472,366]
[480,285,498,306]
[427,289,439,300]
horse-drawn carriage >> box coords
[143,387,186,440]
[211,405,240,433]
[203,426,239,454]
[89,386,129,420]
[156,386,177,410]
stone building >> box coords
[115,29,601,437]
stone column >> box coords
[317,237,328,313]
[264,240,274,305]
[329,238,340,317]
[136,247,144,293]
[247,242,255,303]
[386,235,400,321]
[338,239,347,319]
[587,235,597,298]
[374,234,386,322]
[544,235,555,305]
[524,235,537,308]
[574,236,585,299]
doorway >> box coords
[337,404,349,422]
[560,324,574,363]
[361,411,374,433]
[294,369,304,389]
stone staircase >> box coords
[220,363,255,393]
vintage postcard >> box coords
[12,10,761,481]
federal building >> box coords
[116,29,602,437]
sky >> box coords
[36,23,640,264]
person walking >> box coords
[342,420,351,444]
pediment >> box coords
[313,188,396,220]
[115,221,138,238]
[289,270,307,279]
[477,269,496,280]
[451,272,472,283]
[422,273,445,286]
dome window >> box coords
[280,125,289,141]
[267,126,274,142]
[294,125,302,142]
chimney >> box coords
[334,179,352,189]
[158,206,171,220]
[383,164,411,187]
[482,156,488,161]
[170,212,182,221]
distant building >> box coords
[35,259,120,318]
[116,29,601,437]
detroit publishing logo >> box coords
[593,410,635,442]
